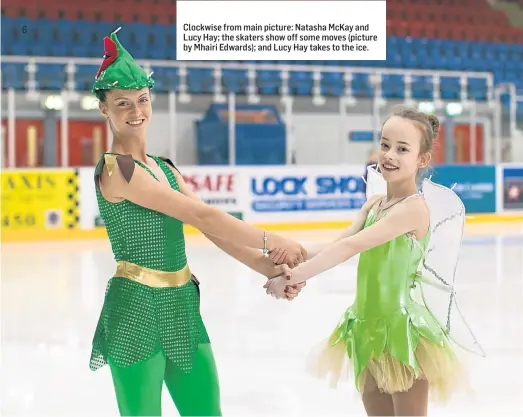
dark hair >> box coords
[383,105,440,154]
[95,90,108,103]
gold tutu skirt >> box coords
[307,335,469,402]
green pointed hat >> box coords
[91,27,154,94]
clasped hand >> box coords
[263,248,306,301]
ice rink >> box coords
[2,223,523,416]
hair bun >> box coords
[426,114,440,139]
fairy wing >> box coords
[364,164,387,200]
[413,177,485,357]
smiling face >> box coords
[378,115,431,184]
[98,87,152,138]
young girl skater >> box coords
[89,28,306,416]
[265,108,482,416]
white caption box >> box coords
[176,0,386,61]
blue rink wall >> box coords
[1,163,523,242]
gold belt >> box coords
[115,261,193,288]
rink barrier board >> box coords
[3,214,523,242]
[1,163,522,242]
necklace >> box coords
[375,193,420,221]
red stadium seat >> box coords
[386,0,516,42]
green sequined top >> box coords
[89,153,210,373]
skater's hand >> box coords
[269,248,289,265]
[268,234,307,266]
[284,281,306,300]
[268,263,293,280]
[263,275,288,300]
[269,247,304,268]
[263,265,306,301]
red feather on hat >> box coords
[95,37,119,79]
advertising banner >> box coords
[78,163,503,231]
[1,169,79,230]
[502,166,523,211]
[246,166,366,223]
[429,165,496,213]
[178,166,243,219]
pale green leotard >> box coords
[312,204,462,399]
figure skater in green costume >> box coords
[88,27,307,417]
[266,107,481,416]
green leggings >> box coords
[108,344,222,416]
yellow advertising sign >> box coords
[1,170,79,230]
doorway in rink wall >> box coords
[57,120,108,167]
[432,123,484,164]
[1,119,108,167]
[1,119,44,167]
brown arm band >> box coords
[94,153,135,191]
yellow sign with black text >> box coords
[1,170,79,231]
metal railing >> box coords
[2,56,521,166]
